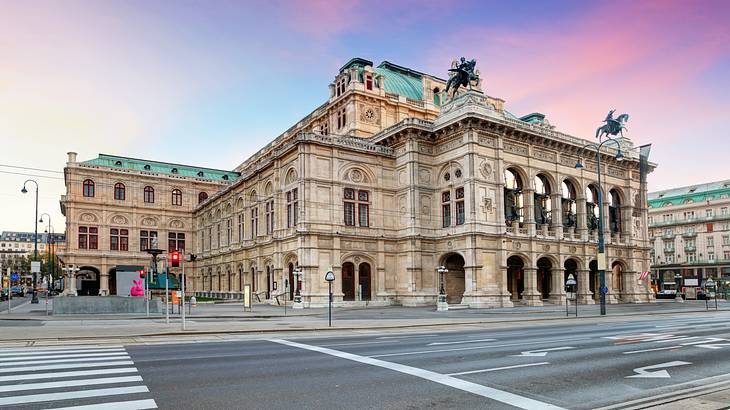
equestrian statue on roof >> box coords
[445,57,479,97]
[596,109,629,139]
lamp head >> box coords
[574,160,584,169]
[21,187,27,194]
[615,150,625,161]
[39,218,44,223]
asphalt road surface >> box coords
[2,311,730,409]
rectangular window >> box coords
[709,252,715,261]
[343,188,369,227]
[708,223,714,233]
[169,232,185,252]
[723,235,730,245]
[110,228,128,251]
[227,219,232,244]
[455,187,465,225]
[707,209,714,218]
[365,74,373,90]
[722,207,729,216]
[359,203,369,227]
[724,250,730,260]
[140,230,158,251]
[79,226,88,250]
[265,200,274,234]
[708,237,714,247]
[344,188,355,226]
[442,191,451,227]
[287,189,299,228]
[251,208,258,238]
[238,214,244,242]
[687,253,696,262]
[216,223,221,248]
[207,227,212,250]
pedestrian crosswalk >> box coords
[0,344,156,409]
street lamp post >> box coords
[39,213,52,292]
[575,137,624,316]
[674,272,684,303]
[21,179,40,304]
[436,265,448,311]
[144,236,164,317]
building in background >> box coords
[58,153,239,295]
[0,231,66,284]
[648,180,730,290]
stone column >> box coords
[99,273,109,296]
[605,268,619,304]
[524,189,536,235]
[551,193,563,238]
[522,267,543,306]
[577,269,595,304]
[576,196,588,241]
[549,267,566,304]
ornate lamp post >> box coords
[21,179,40,304]
[575,111,629,316]
[293,265,303,308]
[61,265,80,296]
[437,265,449,311]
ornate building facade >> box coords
[59,58,655,306]
[189,58,655,307]
[648,180,730,287]
[59,153,238,295]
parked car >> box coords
[10,286,25,297]
[656,284,680,299]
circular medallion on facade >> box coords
[350,169,363,183]
[447,241,453,248]
[543,244,550,252]
[514,241,522,250]
[480,162,492,179]
[617,250,623,256]
[354,256,361,264]
[570,246,577,253]
[80,213,97,223]
[364,108,375,121]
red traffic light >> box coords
[170,251,180,267]
[138,269,145,278]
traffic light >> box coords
[138,269,145,279]
[170,251,180,268]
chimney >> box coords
[67,152,77,163]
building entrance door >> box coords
[342,262,355,301]
[358,263,372,301]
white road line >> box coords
[271,339,565,410]
[447,362,550,376]
[0,345,122,354]
[0,367,139,383]
[1,351,129,362]
[370,337,589,358]
[49,399,158,410]
[0,348,125,357]
[428,339,497,346]
[0,376,143,393]
[653,336,699,344]
[319,341,398,347]
[0,360,135,374]
[623,346,683,355]
[0,355,130,367]
[376,334,440,339]
[0,385,149,406]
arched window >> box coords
[82,179,95,197]
[198,192,208,204]
[172,189,183,206]
[143,186,154,203]
[433,87,441,106]
[609,189,622,234]
[504,169,524,226]
[534,175,551,225]
[114,183,125,201]
[585,185,600,231]
[561,180,577,227]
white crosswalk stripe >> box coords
[0,344,157,409]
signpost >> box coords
[243,284,251,312]
[325,270,335,327]
[706,278,718,311]
[566,274,578,317]
[5,268,10,314]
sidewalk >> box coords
[0,299,727,343]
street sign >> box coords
[31,261,40,273]
[565,273,576,286]
[10,273,19,282]
[325,271,335,282]
[601,286,609,294]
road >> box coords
[0,295,30,313]
[1,311,730,409]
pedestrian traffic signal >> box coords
[138,269,145,278]
[170,251,180,267]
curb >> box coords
[3,308,727,343]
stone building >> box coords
[190,58,655,307]
[648,180,730,287]
[58,153,239,295]
[0,231,66,276]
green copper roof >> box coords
[375,61,424,101]
[648,179,730,207]
[82,154,240,182]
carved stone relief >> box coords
[504,142,529,156]
[479,160,493,179]
[170,220,184,229]
[418,168,431,184]
[141,217,157,227]
[79,213,98,223]
[111,215,128,225]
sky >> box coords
[1,0,729,233]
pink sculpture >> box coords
[130,279,144,297]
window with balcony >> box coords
[110,228,128,251]
[687,253,696,262]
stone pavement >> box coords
[0,297,727,344]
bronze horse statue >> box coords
[445,57,479,97]
[596,109,629,139]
